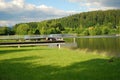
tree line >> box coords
[0,9,120,35]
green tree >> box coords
[94,27,102,35]
[102,27,110,34]
[12,9,120,35]
[88,27,96,35]
[16,24,30,35]
[83,29,89,35]
[0,27,9,35]
[34,29,40,35]
[117,26,120,34]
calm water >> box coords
[76,37,120,56]
[65,36,120,56]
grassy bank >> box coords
[0,46,120,80]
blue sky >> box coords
[25,0,82,11]
[0,0,120,26]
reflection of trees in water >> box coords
[76,37,120,56]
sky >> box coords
[0,0,120,26]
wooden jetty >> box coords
[0,35,65,48]
[0,40,65,48]
[0,34,76,48]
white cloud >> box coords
[0,20,16,26]
[11,0,24,8]
[68,0,120,11]
[38,4,52,9]
[25,4,36,10]
[0,0,75,26]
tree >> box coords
[94,27,102,35]
[83,29,89,35]
[16,24,30,35]
[102,27,110,34]
[0,27,9,35]
[88,27,96,35]
[34,29,40,35]
[12,9,120,35]
[117,26,120,34]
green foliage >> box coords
[102,27,110,34]
[59,10,120,28]
[34,29,40,35]
[76,25,84,34]
[117,26,120,34]
[2,9,120,35]
[65,28,71,33]
[94,27,102,35]
[0,27,9,35]
[117,22,120,34]
[83,29,89,35]
[16,24,30,35]
[49,22,64,34]
[88,27,102,35]
[88,27,96,35]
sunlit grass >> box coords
[0,46,120,80]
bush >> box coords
[94,27,102,35]
[83,29,89,35]
[102,27,110,34]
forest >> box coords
[0,9,120,35]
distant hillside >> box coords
[59,9,120,28]
[1,9,120,35]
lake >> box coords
[64,35,120,57]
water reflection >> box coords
[76,37,120,56]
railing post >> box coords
[57,44,61,49]
[73,37,76,43]
[18,45,20,48]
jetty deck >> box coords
[0,34,77,47]
[0,40,65,46]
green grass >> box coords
[0,46,120,80]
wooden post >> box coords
[18,45,20,48]
[61,37,63,40]
[73,37,76,43]
[58,44,61,49]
